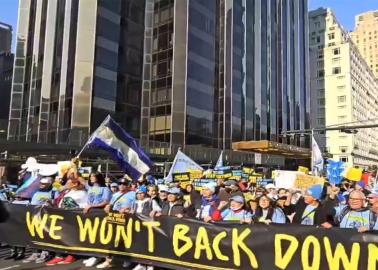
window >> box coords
[317,98,325,106]
[317,70,324,78]
[337,85,345,90]
[340,156,348,162]
[332,67,341,74]
[339,146,348,153]
[333,48,340,55]
[332,57,340,63]
[337,96,346,103]
[337,105,346,109]
[315,22,321,28]
[338,115,347,121]
[318,118,325,125]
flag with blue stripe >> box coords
[88,116,153,180]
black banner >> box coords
[1,203,378,270]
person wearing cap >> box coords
[197,182,220,222]
[110,182,118,194]
[47,177,88,266]
[157,185,169,208]
[98,178,136,269]
[291,185,336,226]
[254,194,286,224]
[332,190,375,232]
[368,192,378,206]
[157,187,186,218]
[211,195,252,223]
[20,177,54,264]
[104,178,136,214]
[219,180,243,201]
[30,177,54,206]
[131,186,161,216]
[265,183,277,200]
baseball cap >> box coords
[224,180,237,186]
[168,187,181,195]
[230,195,245,204]
[367,193,378,199]
[118,178,131,185]
[40,177,53,184]
[305,184,323,200]
[158,185,169,193]
[110,183,118,188]
[136,186,147,194]
[265,183,276,190]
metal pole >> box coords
[105,159,109,179]
[282,123,378,135]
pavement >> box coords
[0,246,150,270]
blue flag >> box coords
[88,116,153,180]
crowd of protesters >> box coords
[1,164,378,270]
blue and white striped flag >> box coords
[88,116,153,180]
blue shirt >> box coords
[335,205,371,229]
[301,205,316,226]
[110,191,136,212]
[87,186,112,206]
[31,190,53,206]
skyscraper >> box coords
[141,0,310,153]
[0,22,12,53]
[351,10,378,79]
[309,8,378,168]
[8,0,145,144]
[0,22,13,138]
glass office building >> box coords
[8,0,145,144]
[141,0,310,152]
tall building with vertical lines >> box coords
[8,0,145,144]
[140,0,310,154]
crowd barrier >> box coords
[1,203,378,270]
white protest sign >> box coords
[274,170,304,189]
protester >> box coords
[23,177,54,264]
[254,194,286,224]
[110,182,118,194]
[46,171,88,266]
[291,185,336,226]
[157,187,186,218]
[82,172,111,268]
[97,177,136,269]
[157,185,169,208]
[334,190,375,232]
[265,183,277,200]
[247,197,258,215]
[197,183,219,222]
[212,195,252,223]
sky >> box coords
[0,0,377,52]
[309,0,378,31]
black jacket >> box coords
[0,201,9,223]
[161,201,186,217]
[291,197,336,225]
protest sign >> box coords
[346,167,363,181]
[188,170,203,180]
[294,174,325,190]
[172,173,191,188]
[193,178,217,191]
[297,166,309,174]
[1,204,377,270]
[274,170,304,189]
[256,179,274,187]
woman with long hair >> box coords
[254,194,287,224]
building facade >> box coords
[351,10,378,79]
[309,8,378,168]
[0,22,13,139]
[8,0,145,144]
[0,22,12,53]
[141,0,310,154]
